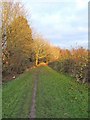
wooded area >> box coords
[1,1,89,83]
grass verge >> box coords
[2,70,34,118]
[36,66,88,118]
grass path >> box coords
[2,71,34,118]
[36,66,88,118]
[2,66,88,118]
[29,69,40,118]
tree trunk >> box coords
[36,58,38,66]
[36,54,38,66]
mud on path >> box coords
[29,69,40,118]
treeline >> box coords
[2,2,32,80]
[1,1,59,81]
[49,48,89,83]
[2,1,89,83]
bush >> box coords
[49,48,89,83]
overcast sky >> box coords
[19,0,88,49]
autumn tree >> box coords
[33,36,47,66]
[32,35,60,66]
[2,1,25,49]
[6,16,32,74]
[1,1,33,78]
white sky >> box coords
[16,0,89,49]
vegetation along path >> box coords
[2,65,88,118]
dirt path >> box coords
[29,69,39,118]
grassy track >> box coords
[36,66,88,118]
[2,70,34,118]
[2,66,88,118]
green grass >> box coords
[36,66,88,118]
[0,85,2,119]
[2,66,88,118]
[2,70,34,118]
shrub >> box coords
[49,48,89,83]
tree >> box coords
[32,35,60,66]
[6,16,32,74]
[33,36,47,66]
[1,1,33,77]
[1,1,25,49]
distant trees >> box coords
[1,1,89,84]
[33,37,48,66]
[32,35,60,66]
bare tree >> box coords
[33,36,47,66]
[1,1,25,49]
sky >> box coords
[18,0,88,49]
